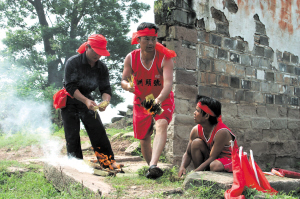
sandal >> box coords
[145,165,164,179]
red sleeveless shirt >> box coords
[131,49,173,104]
[197,122,238,159]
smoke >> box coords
[0,61,93,173]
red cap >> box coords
[77,34,110,56]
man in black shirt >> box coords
[62,34,121,169]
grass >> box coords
[0,128,300,199]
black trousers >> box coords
[61,99,114,160]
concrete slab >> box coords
[44,162,113,197]
[183,171,300,194]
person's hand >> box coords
[85,99,97,110]
[127,82,135,93]
[97,101,109,112]
[178,166,186,177]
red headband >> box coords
[77,34,110,56]
[131,28,177,59]
[197,102,222,122]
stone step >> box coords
[183,171,300,194]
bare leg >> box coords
[210,160,224,171]
[191,138,209,169]
[140,135,152,165]
[149,119,168,166]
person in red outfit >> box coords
[178,95,239,177]
[121,22,176,179]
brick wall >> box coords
[155,0,300,170]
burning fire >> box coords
[91,147,121,170]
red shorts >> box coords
[133,93,175,140]
[217,156,233,172]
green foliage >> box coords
[0,0,150,106]
[0,133,40,150]
[0,160,98,198]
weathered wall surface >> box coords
[155,0,300,170]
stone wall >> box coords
[155,0,300,170]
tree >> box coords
[0,0,150,106]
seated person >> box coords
[178,95,238,177]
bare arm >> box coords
[178,126,199,177]
[121,53,135,93]
[194,129,232,171]
[155,58,174,104]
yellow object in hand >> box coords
[127,74,134,87]
[94,101,110,119]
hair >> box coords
[196,95,221,125]
[137,22,159,33]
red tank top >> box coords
[197,122,238,159]
[131,49,172,104]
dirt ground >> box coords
[0,135,181,198]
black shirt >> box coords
[64,52,112,101]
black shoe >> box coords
[145,165,164,179]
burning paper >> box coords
[141,94,164,116]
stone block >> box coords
[225,63,235,75]
[291,54,299,64]
[169,41,196,70]
[211,87,223,99]
[241,80,251,90]
[169,25,197,43]
[281,129,296,141]
[278,106,288,117]
[234,40,246,52]
[244,91,254,103]
[275,73,284,83]
[265,72,274,82]
[173,114,195,126]
[230,77,239,88]
[222,117,251,129]
[276,50,282,61]
[235,65,245,77]
[259,36,269,46]
[255,22,266,35]
[287,108,300,119]
[257,69,265,80]
[172,9,188,24]
[174,98,189,114]
[254,45,264,56]
[174,125,194,142]
[287,65,295,74]
[229,52,240,63]
[197,30,209,43]
[223,88,234,100]
[240,54,251,66]
[295,87,300,97]
[203,45,216,58]
[245,67,255,78]
[295,67,300,76]
[217,75,229,87]
[259,58,270,69]
[209,33,222,47]
[237,105,257,116]
[217,48,228,60]
[213,60,226,72]
[244,128,263,142]
[270,118,287,129]
[198,85,211,97]
[205,73,217,85]
[253,92,264,103]
[174,69,197,85]
[251,117,270,129]
[264,47,274,59]
[256,106,267,117]
[282,51,290,63]
[222,103,238,117]
[157,25,167,38]
[279,62,286,72]
[265,94,274,104]
[268,142,285,156]
[235,90,245,102]
[250,142,269,156]
[216,22,229,36]
[173,84,198,100]
[251,81,260,91]
[274,94,285,105]
[223,38,234,50]
[198,58,211,72]
[262,129,279,142]
[290,97,299,106]
[274,156,295,169]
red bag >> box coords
[53,88,73,109]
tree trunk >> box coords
[29,0,63,87]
